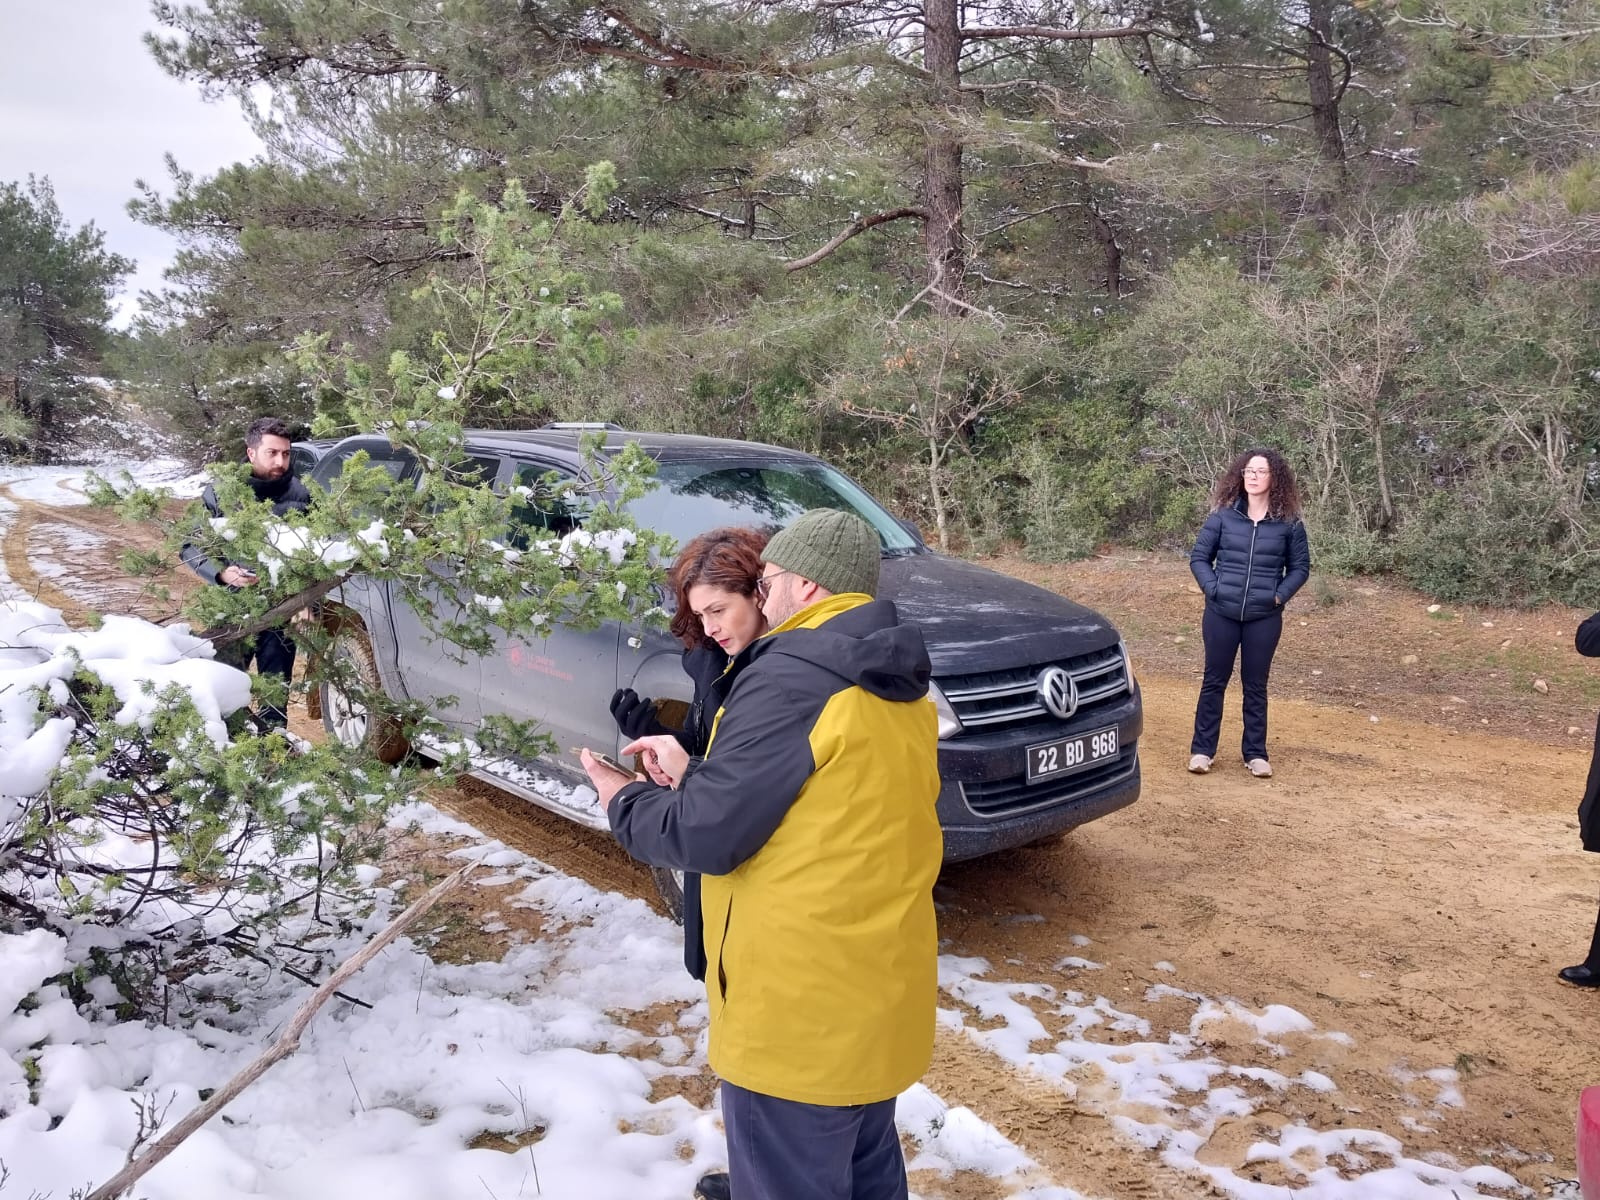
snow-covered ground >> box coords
[0,794,1064,1200]
[0,457,202,508]
[0,459,1549,1199]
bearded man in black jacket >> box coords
[180,416,312,729]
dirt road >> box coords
[6,485,1594,1195]
[418,673,1594,1197]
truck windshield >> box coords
[629,460,922,556]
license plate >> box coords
[1026,726,1119,782]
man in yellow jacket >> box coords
[583,508,943,1200]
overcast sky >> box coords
[0,1,264,325]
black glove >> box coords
[609,688,671,740]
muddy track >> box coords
[926,1032,1229,1199]
[0,489,81,617]
[0,486,181,621]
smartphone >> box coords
[586,749,635,776]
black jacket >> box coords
[1578,612,1600,854]
[678,644,736,756]
[179,469,312,586]
[664,642,740,981]
[1190,496,1312,623]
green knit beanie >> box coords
[762,509,881,598]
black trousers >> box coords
[219,626,297,728]
[1581,887,1600,968]
[1191,607,1283,762]
[722,1081,905,1200]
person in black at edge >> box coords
[1186,447,1311,780]
[1561,611,1600,988]
[607,527,768,1200]
[179,416,311,729]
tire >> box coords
[319,625,409,764]
[650,867,686,925]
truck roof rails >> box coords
[542,421,625,431]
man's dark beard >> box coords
[246,469,297,503]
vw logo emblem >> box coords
[1037,666,1077,719]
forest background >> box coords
[6,0,1600,606]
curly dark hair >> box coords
[1212,447,1304,521]
[667,527,771,649]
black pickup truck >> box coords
[308,426,1143,910]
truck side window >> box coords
[310,444,418,500]
[508,461,585,547]
[447,455,500,488]
[427,454,500,514]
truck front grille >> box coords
[938,644,1129,730]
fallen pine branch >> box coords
[84,863,476,1200]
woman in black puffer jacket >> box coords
[1187,448,1311,779]
[607,527,769,981]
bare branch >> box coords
[977,202,1083,238]
[958,24,1159,42]
[201,574,352,646]
[782,207,927,272]
[84,865,476,1200]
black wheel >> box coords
[319,626,409,764]
[650,867,686,925]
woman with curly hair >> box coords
[1186,448,1312,779]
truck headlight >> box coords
[1119,639,1135,694]
[928,681,962,739]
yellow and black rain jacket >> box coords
[608,593,943,1105]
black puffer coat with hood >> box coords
[1189,495,1312,623]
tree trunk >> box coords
[1087,198,1123,298]
[922,0,966,314]
[1306,0,1347,199]
[928,434,950,551]
[1368,406,1395,529]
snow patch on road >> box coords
[937,956,1524,1200]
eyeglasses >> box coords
[1242,468,1272,477]
[755,570,797,601]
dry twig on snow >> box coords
[83,864,477,1200]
